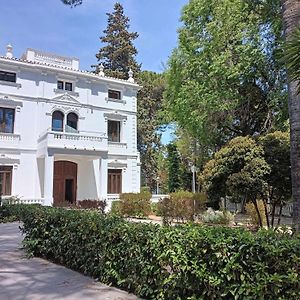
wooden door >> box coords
[53,161,77,205]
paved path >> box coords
[0,222,139,300]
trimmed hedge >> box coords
[2,205,300,299]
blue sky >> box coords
[0,0,187,72]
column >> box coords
[93,158,101,200]
[43,154,54,206]
[100,157,108,209]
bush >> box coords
[201,208,234,225]
[77,199,106,212]
[15,206,300,299]
[159,191,207,224]
[150,203,161,216]
[119,192,151,218]
[110,201,121,215]
[0,204,42,223]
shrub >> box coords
[110,201,121,215]
[119,192,151,217]
[150,202,161,216]
[77,199,106,212]
[158,191,207,224]
[201,208,234,225]
[16,206,300,300]
[246,200,267,226]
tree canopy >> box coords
[93,2,140,79]
[165,0,287,148]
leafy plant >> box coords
[77,199,106,212]
[119,192,151,218]
[201,208,234,225]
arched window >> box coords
[52,111,64,132]
[66,113,78,132]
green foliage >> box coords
[259,131,291,204]
[246,200,267,227]
[158,191,207,224]
[94,3,140,79]
[283,26,300,92]
[110,201,121,216]
[202,136,269,207]
[119,192,151,218]
[10,206,300,299]
[137,71,165,190]
[201,208,234,225]
[165,0,287,147]
[167,143,182,192]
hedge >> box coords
[2,204,300,299]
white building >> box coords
[0,44,141,208]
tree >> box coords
[165,0,287,148]
[167,143,182,192]
[93,2,140,79]
[201,136,269,214]
[282,0,300,232]
[137,71,165,190]
[61,0,82,6]
[259,131,291,226]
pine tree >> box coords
[94,2,140,79]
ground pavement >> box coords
[0,222,139,300]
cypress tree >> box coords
[94,2,140,79]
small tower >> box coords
[128,68,134,83]
[6,43,13,59]
[98,64,105,77]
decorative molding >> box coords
[105,97,126,105]
[104,111,127,122]
[108,159,127,169]
[53,88,79,97]
[0,80,21,89]
[52,92,80,104]
[0,96,23,108]
[0,154,20,164]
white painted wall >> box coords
[0,48,141,205]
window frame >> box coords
[66,112,78,132]
[0,70,16,83]
[107,169,122,194]
[0,166,12,196]
[108,120,121,143]
[108,89,121,100]
[0,107,15,134]
[52,110,64,132]
[56,80,73,92]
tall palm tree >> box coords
[282,0,300,231]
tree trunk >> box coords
[277,203,283,227]
[253,199,263,228]
[282,0,300,232]
[263,199,270,228]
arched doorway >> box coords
[53,161,77,205]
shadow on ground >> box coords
[0,222,139,300]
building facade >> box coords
[0,45,141,208]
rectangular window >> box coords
[0,71,16,83]
[108,169,122,194]
[108,89,121,100]
[57,81,73,91]
[108,120,120,142]
[57,80,64,90]
[65,82,73,91]
[0,107,15,133]
[0,166,12,196]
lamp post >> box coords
[191,165,196,193]
[156,176,160,195]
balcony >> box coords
[38,130,108,153]
[0,133,20,148]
